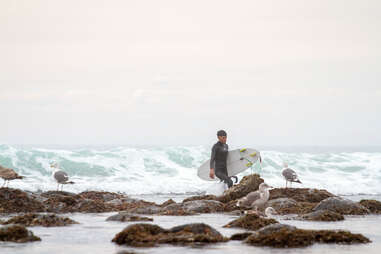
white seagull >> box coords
[282,162,302,188]
[50,162,74,191]
[237,182,272,211]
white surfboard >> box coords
[197,148,261,181]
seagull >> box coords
[237,182,272,211]
[50,162,74,191]
[282,162,302,188]
[0,165,24,187]
[264,207,278,218]
[244,206,278,218]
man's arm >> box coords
[209,144,217,179]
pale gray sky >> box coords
[1,0,380,146]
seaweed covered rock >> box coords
[277,202,316,215]
[182,195,218,203]
[41,191,77,198]
[269,188,335,203]
[223,200,241,212]
[223,214,278,231]
[112,224,165,247]
[266,198,297,211]
[160,199,176,207]
[43,193,79,213]
[77,191,126,202]
[159,203,196,216]
[230,232,253,241]
[359,200,381,214]
[1,213,78,227]
[109,198,157,212]
[0,224,41,243]
[265,197,316,215]
[314,197,369,215]
[106,212,153,222]
[74,199,108,213]
[245,223,370,248]
[127,205,162,215]
[218,174,263,203]
[182,200,224,213]
[0,188,45,213]
[112,223,227,247]
[297,210,344,221]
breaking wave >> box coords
[0,144,380,195]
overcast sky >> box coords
[1,0,380,147]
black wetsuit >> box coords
[210,141,233,188]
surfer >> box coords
[209,130,234,188]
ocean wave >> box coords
[0,144,380,195]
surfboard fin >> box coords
[240,148,247,153]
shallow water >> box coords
[1,207,381,254]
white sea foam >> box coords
[0,144,380,195]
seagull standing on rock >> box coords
[237,182,273,212]
[0,165,24,187]
[50,162,74,191]
[282,162,302,188]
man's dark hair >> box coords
[217,130,227,136]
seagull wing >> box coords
[283,168,301,182]
[54,171,69,183]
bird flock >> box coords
[1,161,302,210]
[0,161,74,190]
[235,161,302,216]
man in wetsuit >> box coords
[209,130,233,188]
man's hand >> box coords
[209,168,215,179]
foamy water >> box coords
[0,144,380,195]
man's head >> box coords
[217,130,227,143]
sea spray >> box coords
[0,144,380,195]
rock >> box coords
[254,223,297,235]
[0,224,41,243]
[182,200,224,213]
[223,214,278,231]
[0,188,45,213]
[77,191,126,202]
[245,223,370,248]
[359,200,381,214]
[43,194,78,213]
[160,199,176,207]
[218,174,263,203]
[266,198,298,211]
[1,213,78,227]
[159,203,195,216]
[106,212,153,222]
[116,251,139,254]
[112,223,227,247]
[182,195,218,203]
[269,188,335,203]
[245,225,313,248]
[312,230,370,244]
[112,224,165,247]
[313,197,369,215]
[105,198,150,211]
[74,199,108,213]
[276,202,317,215]
[223,200,241,212]
[230,232,253,241]
[41,191,77,198]
[297,210,344,221]
[128,205,162,215]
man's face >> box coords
[218,135,227,143]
